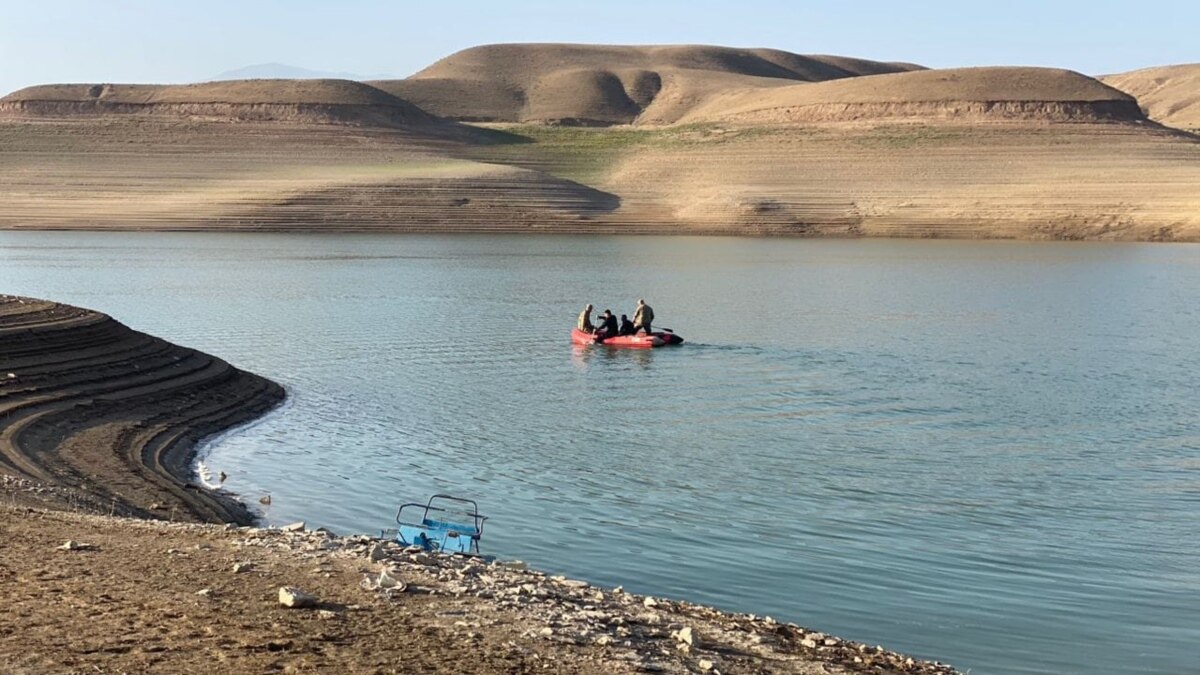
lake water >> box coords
[2,231,1197,674]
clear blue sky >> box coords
[1,0,1196,94]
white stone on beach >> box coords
[57,540,96,551]
[377,569,405,590]
[232,562,253,573]
[281,521,306,532]
[278,586,317,608]
[643,596,659,608]
[673,626,698,648]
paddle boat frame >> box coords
[384,494,488,555]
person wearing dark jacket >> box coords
[618,314,636,336]
[596,309,618,338]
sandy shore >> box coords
[0,296,962,672]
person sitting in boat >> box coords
[577,303,595,332]
[596,309,619,338]
[633,298,654,334]
[618,314,636,336]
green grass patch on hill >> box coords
[466,123,801,184]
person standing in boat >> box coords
[633,298,654,334]
[618,314,636,336]
[577,303,596,333]
[596,309,619,338]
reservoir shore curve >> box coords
[0,294,961,674]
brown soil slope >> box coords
[0,118,618,231]
[593,122,1200,240]
[1101,64,1200,131]
[0,295,284,524]
[371,43,924,125]
[679,67,1142,124]
[0,79,439,127]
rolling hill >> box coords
[1101,64,1200,131]
[370,43,924,125]
[0,79,438,127]
[677,66,1144,124]
[0,44,1197,241]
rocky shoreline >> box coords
[0,474,961,673]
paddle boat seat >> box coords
[385,494,487,555]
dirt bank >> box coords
[1,115,1197,240]
[0,295,284,523]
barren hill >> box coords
[678,67,1143,124]
[1101,64,1200,131]
[369,43,924,125]
[0,79,438,127]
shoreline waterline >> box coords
[0,293,962,674]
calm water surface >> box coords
[2,232,1198,675]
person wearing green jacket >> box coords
[633,298,654,334]
[577,303,595,332]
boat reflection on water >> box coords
[571,343,654,370]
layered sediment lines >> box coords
[0,79,440,127]
[599,123,1200,240]
[677,67,1143,124]
[0,295,284,523]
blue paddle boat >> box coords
[384,494,488,555]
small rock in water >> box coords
[281,521,305,532]
[278,586,317,608]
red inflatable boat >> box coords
[571,328,684,349]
